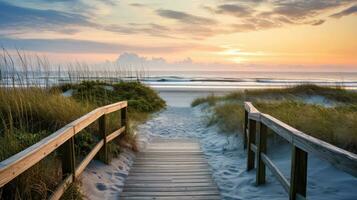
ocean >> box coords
[144,71,357,91]
[1,70,357,90]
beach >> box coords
[81,87,357,200]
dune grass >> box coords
[192,84,357,106]
[0,81,165,199]
[192,85,357,153]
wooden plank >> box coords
[245,102,261,121]
[69,108,104,134]
[129,169,213,173]
[124,182,217,188]
[129,166,210,170]
[121,196,221,200]
[244,102,259,113]
[98,115,108,164]
[132,163,209,167]
[137,154,204,158]
[244,110,248,149]
[126,176,214,181]
[121,191,220,197]
[123,186,218,192]
[61,137,75,181]
[256,122,267,185]
[0,125,74,187]
[134,158,207,162]
[106,126,125,142]
[124,179,215,184]
[121,105,127,134]
[128,172,212,176]
[290,146,308,200]
[104,101,127,114]
[133,161,208,165]
[261,153,290,193]
[75,140,104,176]
[247,119,256,170]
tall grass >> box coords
[0,87,91,199]
[193,85,357,153]
[192,85,357,106]
[0,48,150,88]
[0,49,165,199]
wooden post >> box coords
[98,115,108,164]
[61,137,75,181]
[243,110,248,149]
[247,119,256,171]
[256,122,267,185]
[121,106,127,132]
[290,146,308,200]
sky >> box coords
[0,0,356,72]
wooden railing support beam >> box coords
[290,146,308,200]
[247,119,256,171]
[61,137,75,181]
[98,115,108,164]
[256,122,267,185]
[243,110,248,149]
[121,106,127,135]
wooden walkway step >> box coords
[120,138,221,200]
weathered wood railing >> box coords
[0,101,128,200]
[243,102,357,200]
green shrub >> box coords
[61,81,166,113]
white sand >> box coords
[80,91,357,200]
[80,149,135,199]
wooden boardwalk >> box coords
[120,138,221,200]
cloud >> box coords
[205,2,318,33]
[117,52,167,66]
[129,3,146,7]
[310,19,325,26]
[0,1,173,38]
[0,1,94,34]
[99,0,117,6]
[102,23,174,38]
[0,36,219,54]
[215,4,254,17]
[1,0,355,44]
[0,1,217,39]
[330,5,357,18]
[156,9,217,25]
[210,0,355,33]
[115,52,197,70]
[271,0,350,19]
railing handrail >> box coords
[0,101,128,199]
[243,101,357,200]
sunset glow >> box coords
[0,0,356,71]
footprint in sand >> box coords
[95,183,107,191]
